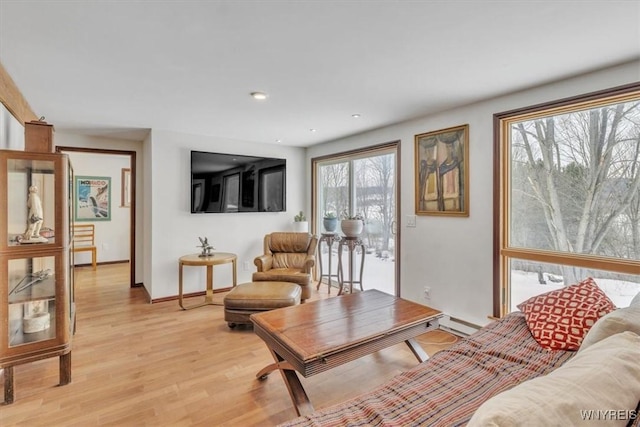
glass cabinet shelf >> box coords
[8,270,56,304]
[9,301,57,347]
[6,255,58,347]
[6,157,57,247]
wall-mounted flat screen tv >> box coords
[191,150,286,213]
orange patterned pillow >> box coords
[517,277,616,351]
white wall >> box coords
[306,60,640,327]
[54,133,143,283]
[146,130,306,300]
[0,102,24,150]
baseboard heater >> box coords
[438,314,482,337]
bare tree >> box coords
[512,101,640,284]
[362,154,395,251]
[343,155,396,252]
[320,162,349,217]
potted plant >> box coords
[293,211,308,232]
[340,211,364,237]
[323,211,338,233]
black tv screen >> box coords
[191,151,286,213]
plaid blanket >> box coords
[279,312,573,427]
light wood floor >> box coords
[1,263,459,426]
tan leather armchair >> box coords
[253,232,318,302]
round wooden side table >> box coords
[178,252,237,310]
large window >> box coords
[494,84,640,317]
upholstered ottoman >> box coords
[223,281,301,328]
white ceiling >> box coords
[1,1,639,147]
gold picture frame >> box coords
[415,124,469,216]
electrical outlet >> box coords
[423,286,431,300]
[243,261,251,271]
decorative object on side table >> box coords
[293,211,309,232]
[340,211,364,237]
[197,237,215,257]
[323,211,338,233]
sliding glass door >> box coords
[313,142,399,296]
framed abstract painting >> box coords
[415,124,469,216]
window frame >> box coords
[493,82,640,317]
[311,141,401,296]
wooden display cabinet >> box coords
[0,150,74,404]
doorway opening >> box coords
[56,146,136,288]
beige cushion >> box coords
[272,252,310,269]
[269,232,312,253]
[468,331,640,427]
[253,269,311,286]
[580,305,640,351]
[224,281,301,310]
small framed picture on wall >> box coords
[75,176,111,221]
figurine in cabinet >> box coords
[23,300,51,333]
[22,185,47,243]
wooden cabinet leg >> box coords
[60,352,71,386]
[4,366,14,404]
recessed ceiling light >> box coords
[352,113,361,118]
[250,92,268,100]
[310,128,317,132]
[276,139,282,143]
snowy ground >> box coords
[318,250,640,310]
[318,249,395,295]
[510,270,640,310]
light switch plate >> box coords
[407,215,417,228]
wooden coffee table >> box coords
[251,289,442,416]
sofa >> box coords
[280,281,640,427]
